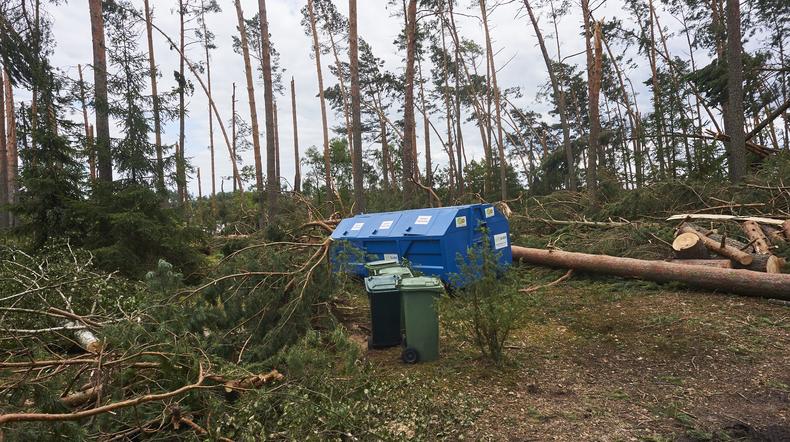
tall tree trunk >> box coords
[234,0,265,225]
[231,82,237,192]
[402,0,418,201]
[143,0,165,193]
[417,56,432,187]
[523,0,575,190]
[177,0,188,202]
[348,0,365,213]
[6,72,17,227]
[438,4,456,191]
[290,77,301,193]
[581,1,600,201]
[200,0,216,206]
[197,167,202,199]
[258,0,278,221]
[725,0,746,181]
[307,0,333,200]
[274,100,281,185]
[0,69,7,228]
[88,0,112,183]
[479,0,508,200]
[77,65,96,183]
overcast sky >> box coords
[20,0,704,196]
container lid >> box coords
[365,259,399,270]
[364,274,400,293]
[379,266,413,277]
[399,276,444,293]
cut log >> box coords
[667,214,785,226]
[61,386,99,408]
[64,321,101,353]
[763,225,786,244]
[741,220,771,254]
[679,222,754,253]
[678,226,753,265]
[511,246,790,300]
[672,233,710,259]
[667,255,783,273]
[784,220,790,240]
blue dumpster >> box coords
[330,204,512,284]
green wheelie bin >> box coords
[365,259,413,278]
[399,276,444,363]
[363,274,403,348]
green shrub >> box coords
[442,237,527,365]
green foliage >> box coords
[442,237,527,365]
[145,259,183,296]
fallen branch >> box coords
[667,214,785,226]
[520,269,573,293]
[513,216,632,227]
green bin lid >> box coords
[365,259,399,270]
[378,266,413,277]
[364,274,400,293]
[399,276,444,293]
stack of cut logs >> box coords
[670,219,789,274]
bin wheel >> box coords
[401,347,419,364]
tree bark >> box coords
[76,65,96,184]
[523,0,575,190]
[512,246,790,300]
[234,0,265,225]
[143,0,165,193]
[197,167,202,199]
[741,220,771,254]
[258,0,278,221]
[4,69,17,228]
[783,220,790,240]
[231,82,237,192]
[290,77,301,193]
[348,0,365,213]
[177,0,187,202]
[725,0,747,181]
[307,0,333,200]
[402,0,418,202]
[88,0,112,183]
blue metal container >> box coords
[330,204,512,284]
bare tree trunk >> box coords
[234,0,265,224]
[197,167,202,199]
[438,4,456,191]
[5,69,16,227]
[77,65,96,183]
[290,77,301,193]
[402,0,418,201]
[176,0,188,202]
[88,0,112,183]
[349,0,366,213]
[725,0,746,181]
[417,56,432,187]
[581,1,600,200]
[143,0,165,193]
[523,0,575,190]
[258,0,278,221]
[479,0,508,200]
[307,0,333,200]
[274,100,280,184]
[200,0,216,207]
[231,82,237,193]
[0,69,6,228]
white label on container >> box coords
[493,233,508,250]
[379,220,393,229]
[351,222,364,231]
[415,215,432,225]
[455,216,467,228]
[383,254,398,261]
[485,207,495,218]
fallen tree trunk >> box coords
[741,220,771,254]
[667,214,785,226]
[511,246,790,300]
[672,233,709,259]
[678,226,753,265]
[666,256,783,273]
[679,222,754,253]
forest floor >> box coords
[345,266,790,441]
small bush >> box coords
[442,236,527,365]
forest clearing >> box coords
[1,0,789,440]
